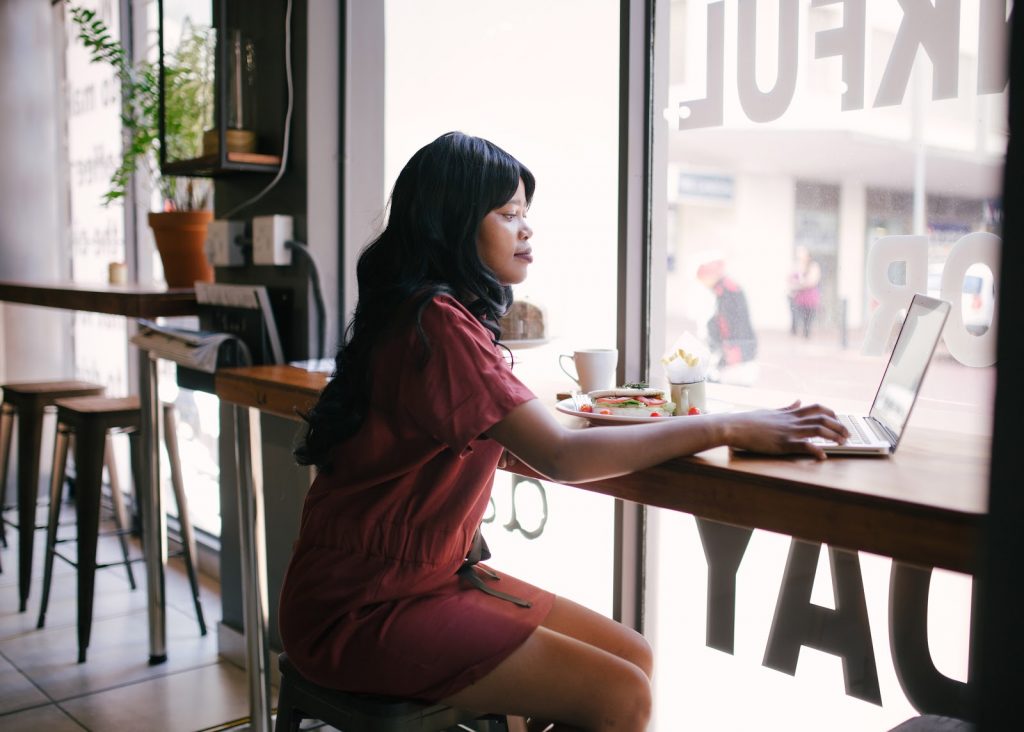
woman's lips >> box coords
[514,249,533,263]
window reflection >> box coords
[656,0,1003,406]
[383,0,621,615]
[648,1,1003,728]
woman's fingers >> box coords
[790,402,840,420]
[793,438,828,461]
[733,402,848,457]
[796,416,848,441]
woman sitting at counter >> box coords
[280,131,848,732]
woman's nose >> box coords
[521,221,533,239]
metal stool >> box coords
[0,380,106,611]
[274,653,509,732]
[36,395,207,662]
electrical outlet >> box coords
[252,215,294,265]
[205,219,246,266]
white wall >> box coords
[0,0,72,381]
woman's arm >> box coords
[487,399,848,484]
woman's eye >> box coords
[503,212,517,220]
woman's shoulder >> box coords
[421,293,487,334]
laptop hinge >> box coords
[868,416,899,446]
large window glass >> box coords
[646,0,1003,728]
[66,0,129,395]
[383,0,621,614]
[63,0,221,536]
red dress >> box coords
[278,295,554,701]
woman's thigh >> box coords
[539,595,653,678]
[441,597,653,730]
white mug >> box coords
[670,379,707,415]
[559,349,618,393]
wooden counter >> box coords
[0,280,198,318]
[215,365,987,574]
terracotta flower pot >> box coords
[148,210,215,287]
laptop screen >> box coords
[869,294,951,444]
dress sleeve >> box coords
[397,297,536,455]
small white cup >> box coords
[108,262,127,285]
[559,348,618,393]
[670,379,707,415]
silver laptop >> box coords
[811,294,951,455]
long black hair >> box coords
[294,131,535,470]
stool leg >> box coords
[272,680,301,732]
[38,424,70,629]
[0,402,15,548]
[74,425,106,663]
[127,430,142,537]
[162,403,207,636]
[16,400,46,612]
[104,437,137,590]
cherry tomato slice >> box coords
[580,404,594,413]
[688,406,701,415]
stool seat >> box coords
[1,379,105,610]
[274,653,507,732]
[1,380,107,402]
[54,395,141,430]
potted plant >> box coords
[68,4,216,287]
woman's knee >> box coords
[594,661,653,730]
[618,628,654,679]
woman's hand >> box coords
[497,450,518,470]
[724,401,848,460]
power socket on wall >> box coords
[252,215,294,266]
[205,220,246,266]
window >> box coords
[65,0,129,395]
[646,0,1003,727]
[62,0,221,536]
[378,0,622,614]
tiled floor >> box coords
[0,505,254,732]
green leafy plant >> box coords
[67,4,213,211]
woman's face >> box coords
[476,179,533,285]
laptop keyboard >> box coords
[839,415,868,445]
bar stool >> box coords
[35,395,207,663]
[0,380,106,611]
[274,653,509,732]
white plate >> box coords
[555,398,731,425]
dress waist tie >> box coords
[457,526,532,608]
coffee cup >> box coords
[559,348,618,393]
[670,379,707,415]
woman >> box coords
[788,245,822,338]
[280,131,847,731]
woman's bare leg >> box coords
[540,595,653,679]
[442,596,653,731]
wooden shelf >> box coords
[162,152,282,177]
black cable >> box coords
[285,240,327,359]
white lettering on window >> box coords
[863,233,1000,367]
[678,0,1009,129]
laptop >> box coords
[810,294,951,455]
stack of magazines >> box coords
[130,320,251,373]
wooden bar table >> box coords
[215,366,326,732]
[0,280,197,664]
[215,365,989,730]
